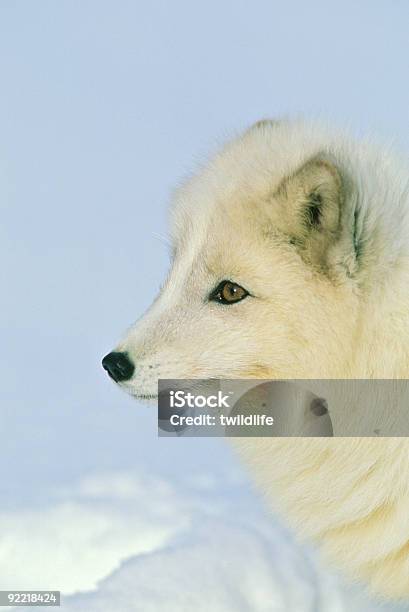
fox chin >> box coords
[103,118,409,600]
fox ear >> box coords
[274,155,357,277]
[247,118,280,133]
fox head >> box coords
[102,119,387,398]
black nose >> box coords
[102,351,135,382]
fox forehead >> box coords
[169,198,280,285]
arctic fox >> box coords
[102,119,409,599]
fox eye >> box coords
[209,280,249,305]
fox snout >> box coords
[102,351,135,383]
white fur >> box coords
[111,119,409,599]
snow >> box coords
[3,467,406,612]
